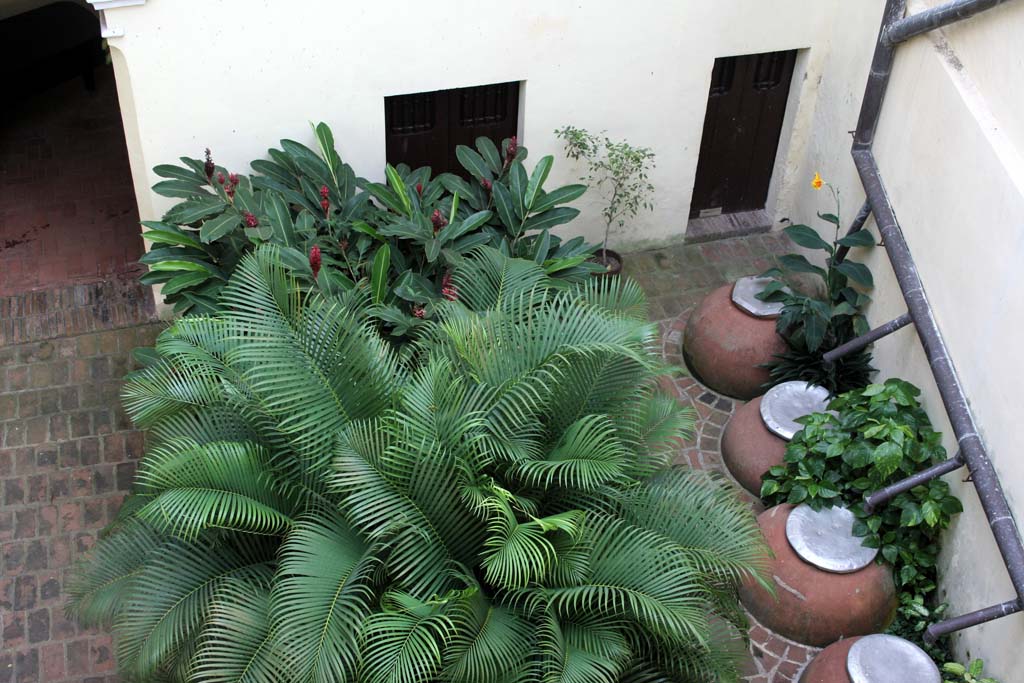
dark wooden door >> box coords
[689,50,797,218]
[385,81,519,175]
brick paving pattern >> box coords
[624,232,820,682]
[1,324,162,683]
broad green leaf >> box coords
[440,210,492,243]
[385,164,413,217]
[509,162,528,220]
[835,260,874,288]
[165,197,226,225]
[142,229,204,250]
[523,207,580,233]
[455,145,492,182]
[161,271,211,296]
[817,212,841,226]
[524,155,553,210]
[370,245,390,304]
[148,259,226,279]
[475,136,502,174]
[836,230,875,248]
[153,164,205,183]
[778,253,827,278]
[491,182,518,232]
[200,212,242,243]
[784,224,833,253]
[153,180,208,199]
[873,442,903,477]
[265,194,296,245]
[531,184,587,213]
[350,220,380,239]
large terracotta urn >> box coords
[740,504,897,647]
[682,276,787,400]
[722,381,831,495]
[800,634,941,682]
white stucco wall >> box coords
[98,0,838,250]
[788,1,1024,677]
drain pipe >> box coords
[883,0,1017,45]
[848,0,1024,637]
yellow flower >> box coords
[811,172,824,190]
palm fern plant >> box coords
[68,245,769,683]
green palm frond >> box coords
[443,592,534,683]
[115,536,272,679]
[70,244,768,683]
[271,511,378,683]
[191,579,286,683]
[514,415,627,491]
[618,468,771,589]
[132,439,295,540]
[359,591,456,683]
[66,518,162,627]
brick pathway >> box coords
[623,232,820,682]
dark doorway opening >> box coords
[689,50,797,219]
[0,1,145,297]
[385,81,520,175]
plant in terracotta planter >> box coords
[757,172,877,393]
[555,125,656,275]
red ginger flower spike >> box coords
[309,245,322,280]
[416,183,423,195]
[441,272,459,302]
[412,305,425,319]
[506,136,518,160]
[228,173,239,187]
[430,209,448,234]
[243,212,259,228]
[320,185,330,200]
[321,198,330,215]
[204,148,215,181]
[481,178,492,192]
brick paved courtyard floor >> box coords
[1,230,818,682]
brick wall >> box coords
[1,323,161,683]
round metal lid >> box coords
[731,276,788,318]
[846,634,941,683]
[785,504,878,573]
[760,381,832,441]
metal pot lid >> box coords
[785,504,878,573]
[731,276,788,318]
[846,634,941,683]
[760,381,832,441]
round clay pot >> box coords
[591,248,623,276]
[739,504,897,647]
[799,638,861,682]
[682,283,786,399]
[721,394,787,495]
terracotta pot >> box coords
[799,638,861,683]
[721,395,787,495]
[739,504,898,647]
[591,248,623,276]
[682,283,786,399]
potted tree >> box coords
[556,126,656,274]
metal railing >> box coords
[824,0,1024,641]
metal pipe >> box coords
[834,200,873,264]
[884,0,1016,45]
[822,313,912,364]
[864,453,964,513]
[854,0,908,150]
[925,599,1023,643]
[853,148,1024,608]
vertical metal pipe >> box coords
[833,200,873,264]
[853,149,1024,606]
[884,0,1016,45]
[853,0,909,150]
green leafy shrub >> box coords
[757,177,876,393]
[140,124,599,325]
[761,379,961,599]
[942,659,1000,683]
[555,126,656,266]
[69,246,769,683]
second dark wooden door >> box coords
[385,81,520,176]
[689,50,797,218]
